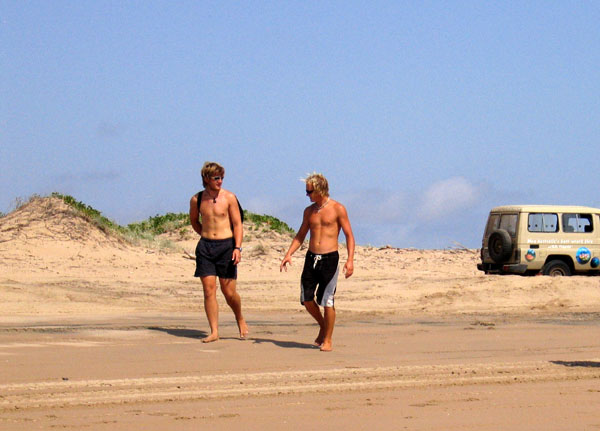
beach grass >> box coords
[49,193,294,246]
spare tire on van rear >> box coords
[488,229,513,263]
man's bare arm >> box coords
[280,207,310,272]
[189,195,202,236]
[337,204,355,278]
[228,193,243,265]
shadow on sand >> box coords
[148,327,207,339]
[251,338,317,350]
[148,327,315,349]
[551,360,600,368]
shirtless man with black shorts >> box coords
[280,173,355,352]
[190,161,249,343]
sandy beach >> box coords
[1,197,599,430]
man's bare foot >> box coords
[313,328,325,347]
[320,340,332,352]
[202,333,219,343]
[238,319,249,339]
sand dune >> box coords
[1,196,599,430]
[1,196,599,318]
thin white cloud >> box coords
[341,189,407,224]
[242,179,487,248]
[418,177,481,221]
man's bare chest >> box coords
[200,200,229,221]
[308,212,338,230]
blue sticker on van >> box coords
[591,257,600,268]
[576,247,591,264]
[525,249,536,261]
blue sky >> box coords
[2,1,599,248]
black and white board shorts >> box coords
[300,250,339,307]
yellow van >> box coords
[478,205,600,276]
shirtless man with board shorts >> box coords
[190,161,249,343]
[280,173,355,352]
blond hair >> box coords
[304,172,329,197]
[201,161,225,187]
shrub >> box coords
[51,192,126,235]
[245,212,294,235]
[48,192,294,245]
[127,212,189,235]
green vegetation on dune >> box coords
[127,212,189,235]
[128,211,294,236]
[245,212,295,235]
[51,192,127,235]
[49,193,294,244]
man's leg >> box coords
[220,278,249,339]
[303,300,325,347]
[201,275,219,343]
[320,306,335,352]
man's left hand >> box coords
[232,249,242,265]
[343,261,354,278]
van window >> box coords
[486,214,500,235]
[499,214,517,236]
[486,213,517,236]
[528,213,558,232]
[562,213,593,233]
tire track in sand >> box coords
[2,361,599,411]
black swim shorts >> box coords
[194,237,237,279]
[300,250,339,307]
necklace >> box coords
[316,199,330,212]
[206,190,219,203]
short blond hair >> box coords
[201,161,225,187]
[304,172,329,197]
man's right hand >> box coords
[280,256,292,272]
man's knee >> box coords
[201,279,218,297]
[203,287,217,299]
[222,288,236,301]
[220,279,237,298]
[303,299,318,309]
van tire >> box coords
[542,260,571,276]
[488,229,513,263]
